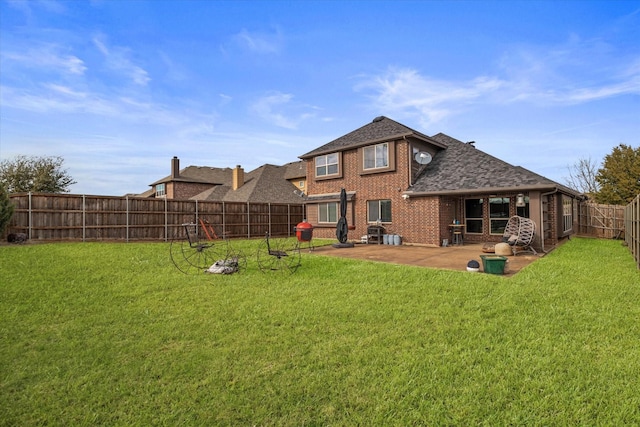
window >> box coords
[299,181,305,188]
[315,153,339,177]
[465,198,483,233]
[156,183,166,197]
[489,197,510,234]
[363,143,389,170]
[367,199,392,223]
[318,202,338,223]
[563,197,573,233]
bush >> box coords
[0,185,14,237]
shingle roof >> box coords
[409,133,581,196]
[283,160,306,180]
[193,164,304,204]
[299,116,445,159]
[148,162,304,203]
[149,166,229,186]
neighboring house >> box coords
[147,156,306,204]
[299,116,583,250]
[284,160,308,195]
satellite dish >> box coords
[414,151,432,165]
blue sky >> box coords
[1,0,638,196]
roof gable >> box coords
[299,116,444,159]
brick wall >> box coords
[172,182,215,200]
[306,140,447,244]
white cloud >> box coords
[355,68,506,127]
[356,30,640,127]
[92,36,150,86]
[1,45,87,75]
[6,0,66,16]
[250,91,316,130]
[232,27,283,54]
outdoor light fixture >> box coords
[402,194,410,200]
[516,193,526,207]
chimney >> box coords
[171,156,180,178]
[232,165,244,190]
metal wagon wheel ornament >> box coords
[170,222,245,274]
[256,233,301,273]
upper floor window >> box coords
[156,183,166,197]
[315,153,339,178]
[363,143,389,170]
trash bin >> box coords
[480,255,508,275]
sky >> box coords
[1,0,639,196]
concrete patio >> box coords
[310,242,543,276]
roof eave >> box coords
[404,184,584,198]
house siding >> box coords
[304,140,454,246]
[172,182,214,200]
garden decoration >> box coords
[256,232,301,273]
[170,219,245,274]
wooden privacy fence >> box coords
[577,202,625,239]
[8,193,304,242]
[624,194,640,269]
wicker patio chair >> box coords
[502,216,538,255]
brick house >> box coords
[146,156,306,203]
[299,116,583,250]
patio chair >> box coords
[502,216,538,255]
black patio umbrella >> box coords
[336,188,348,244]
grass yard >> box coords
[1,237,639,425]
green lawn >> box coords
[1,237,639,425]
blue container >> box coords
[383,234,389,244]
[393,234,401,245]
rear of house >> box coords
[299,116,582,251]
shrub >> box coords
[0,185,14,237]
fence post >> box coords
[28,192,32,240]
[164,197,168,241]
[268,203,271,237]
[126,196,129,242]
[82,194,86,242]
[247,202,251,239]
[222,201,226,238]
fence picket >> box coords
[625,194,640,269]
[8,193,304,242]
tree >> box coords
[0,185,14,237]
[0,155,76,193]
[563,156,600,197]
[595,144,640,205]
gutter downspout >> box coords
[403,136,411,188]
